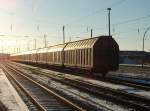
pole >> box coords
[142,26,150,67]
[63,25,65,43]
[34,39,36,49]
[27,40,30,51]
[142,35,145,68]
[91,29,93,38]
[18,43,20,52]
[28,41,29,51]
[44,34,47,47]
[14,47,15,53]
[69,36,71,42]
[16,40,18,52]
[107,8,111,37]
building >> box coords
[119,51,150,64]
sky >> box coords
[0,0,150,53]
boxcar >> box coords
[36,48,48,64]
[47,44,66,65]
[10,36,119,76]
[29,50,38,63]
[92,36,119,74]
[63,36,119,74]
[64,38,95,69]
[11,52,23,62]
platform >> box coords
[0,69,29,111]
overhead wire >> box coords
[66,0,127,39]
[0,0,127,36]
[106,14,150,37]
[65,0,127,26]
[111,14,150,38]
[1,0,149,40]
[114,14,150,26]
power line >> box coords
[69,13,150,38]
[70,31,87,37]
[114,14,150,26]
[109,0,127,8]
[72,19,149,37]
[65,0,127,40]
[65,0,127,26]
[0,0,127,33]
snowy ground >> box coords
[12,62,150,100]
[10,62,150,110]
[0,68,29,111]
[7,62,150,110]
[109,65,150,79]
[29,71,131,111]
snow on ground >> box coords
[110,65,150,79]
[30,73,130,111]
[13,62,150,101]
[41,69,150,100]
[0,68,29,111]
[76,76,150,99]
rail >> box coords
[1,64,83,111]
[6,62,150,111]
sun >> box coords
[0,0,20,10]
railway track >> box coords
[104,75,150,91]
[0,64,83,111]
[119,64,150,68]
[2,63,115,111]
[5,62,150,111]
[9,62,150,91]
[12,62,150,91]
[10,62,150,91]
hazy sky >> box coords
[0,0,150,53]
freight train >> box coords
[0,53,10,61]
[10,36,119,77]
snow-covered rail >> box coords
[1,64,83,111]
[6,62,150,111]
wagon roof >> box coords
[64,37,98,50]
[37,47,48,53]
[47,44,66,52]
[27,49,38,54]
[11,35,111,56]
[11,49,37,56]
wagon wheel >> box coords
[102,71,108,78]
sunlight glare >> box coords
[0,0,20,10]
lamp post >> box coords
[91,29,93,38]
[142,26,150,67]
[107,8,111,37]
[24,35,37,50]
[44,34,47,47]
[34,39,36,49]
[63,25,65,43]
